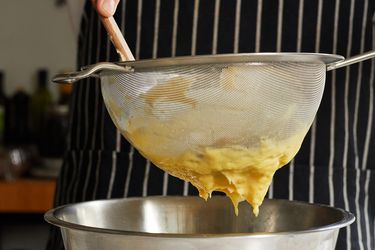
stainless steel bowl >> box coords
[45,197,354,250]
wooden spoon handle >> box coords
[91,0,135,61]
[100,16,135,61]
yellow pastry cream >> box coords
[123,119,305,216]
[108,67,309,216]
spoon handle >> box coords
[100,16,135,61]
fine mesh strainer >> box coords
[54,52,375,164]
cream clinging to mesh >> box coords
[107,65,309,214]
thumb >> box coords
[95,0,120,17]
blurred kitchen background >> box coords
[0,0,76,249]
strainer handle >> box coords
[52,62,132,84]
[327,50,375,71]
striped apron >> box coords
[47,1,375,249]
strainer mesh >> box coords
[100,62,325,154]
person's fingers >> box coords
[96,0,120,17]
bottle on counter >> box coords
[0,71,9,179]
[30,69,53,155]
[31,81,72,178]
[0,71,9,146]
[9,87,31,145]
[40,83,71,158]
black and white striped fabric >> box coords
[47,1,375,249]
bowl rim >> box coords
[113,53,345,70]
[44,196,355,238]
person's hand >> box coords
[93,0,120,17]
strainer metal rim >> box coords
[116,53,345,69]
[45,196,355,239]
[53,53,345,84]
